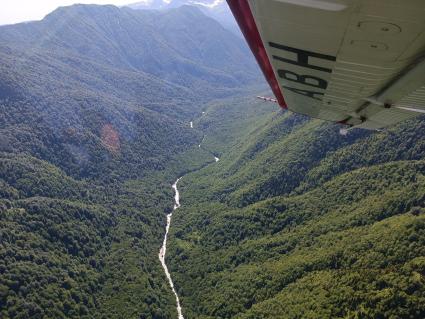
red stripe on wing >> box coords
[227,0,287,108]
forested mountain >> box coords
[167,96,425,318]
[0,3,258,180]
[1,2,424,319]
[0,4,259,318]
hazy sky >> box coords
[0,0,152,25]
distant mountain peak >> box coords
[126,0,241,36]
[127,0,224,10]
[127,0,168,10]
[190,0,224,8]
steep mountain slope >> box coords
[0,4,258,180]
[167,96,425,318]
[1,4,254,98]
[0,4,260,319]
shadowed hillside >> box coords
[0,4,260,180]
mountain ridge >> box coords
[0,3,260,180]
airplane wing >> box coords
[227,0,425,129]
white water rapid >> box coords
[158,140,220,318]
[159,178,184,319]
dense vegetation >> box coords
[1,2,424,319]
[167,97,425,318]
[0,4,259,318]
[0,152,180,318]
[0,4,260,180]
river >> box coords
[159,121,220,318]
[158,178,184,319]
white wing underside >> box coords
[249,0,425,129]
